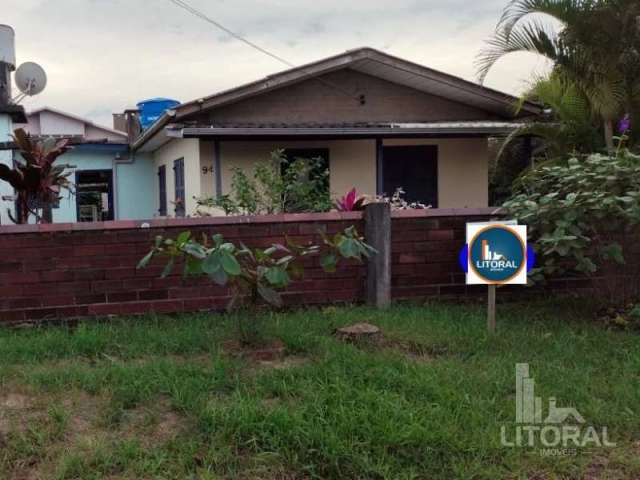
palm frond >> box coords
[497,0,597,38]
[477,19,561,83]
[522,73,590,122]
[496,122,568,164]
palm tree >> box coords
[496,73,601,162]
[477,0,640,149]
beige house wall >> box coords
[199,140,215,199]
[152,138,200,217]
[207,69,500,125]
[382,138,489,208]
[219,140,377,199]
[153,136,489,216]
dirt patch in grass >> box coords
[119,398,186,448]
[0,388,44,436]
[0,387,188,480]
[223,339,287,362]
[257,355,310,371]
[522,443,640,480]
[334,330,448,363]
[384,338,450,363]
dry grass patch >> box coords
[0,386,188,480]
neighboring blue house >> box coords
[12,107,155,223]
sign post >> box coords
[487,285,496,333]
[461,221,529,333]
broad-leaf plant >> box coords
[504,137,640,305]
[0,128,73,224]
[138,226,374,343]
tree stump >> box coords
[334,323,382,345]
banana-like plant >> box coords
[0,128,73,224]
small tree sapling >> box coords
[138,226,374,344]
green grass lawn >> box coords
[0,300,638,479]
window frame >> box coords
[173,158,186,217]
[158,165,167,216]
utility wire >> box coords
[168,0,296,68]
[166,0,364,104]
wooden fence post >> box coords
[365,202,391,308]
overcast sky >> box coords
[4,0,551,128]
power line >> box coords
[166,0,363,103]
[168,0,296,68]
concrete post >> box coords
[365,202,391,308]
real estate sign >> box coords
[465,221,528,286]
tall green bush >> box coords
[196,149,332,216]
[504,149,640,304]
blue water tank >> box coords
[137,98,180,130]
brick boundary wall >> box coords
[0,209,592,324]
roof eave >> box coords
[131,110,176,151]
[176,125,523,139]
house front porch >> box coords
[155,121,518,217]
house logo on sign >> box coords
[466,222,528,285]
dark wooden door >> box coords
[382,145,438,207]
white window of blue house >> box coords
[173,158,185,217]
[76,170,114,222]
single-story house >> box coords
[8,107,155,223]
[130,47,540,218]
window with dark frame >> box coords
[173,158,185,217]
[282,148,330,187]
[158,165,167,216]
[382,145,438,208]
[282,148,330,212]
[75,170,115,222]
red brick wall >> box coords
[0,208,537,324]
[0,213,365,324]
[392,212,480,299]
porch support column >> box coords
[523,135,534,169]
[213,140,222,198]
[375,138,383,195]
[365,202,391,308]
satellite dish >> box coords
[15,62,47,96]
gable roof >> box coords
[24,106,128,140]
[134,47,541,150]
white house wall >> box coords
[39,110,85,136]
[0,114,14,225]
[152,138,200,217]
[85,125,129,143]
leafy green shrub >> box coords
[138,226,374,343]
[195,149,332,216]
[504,149,640,305]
